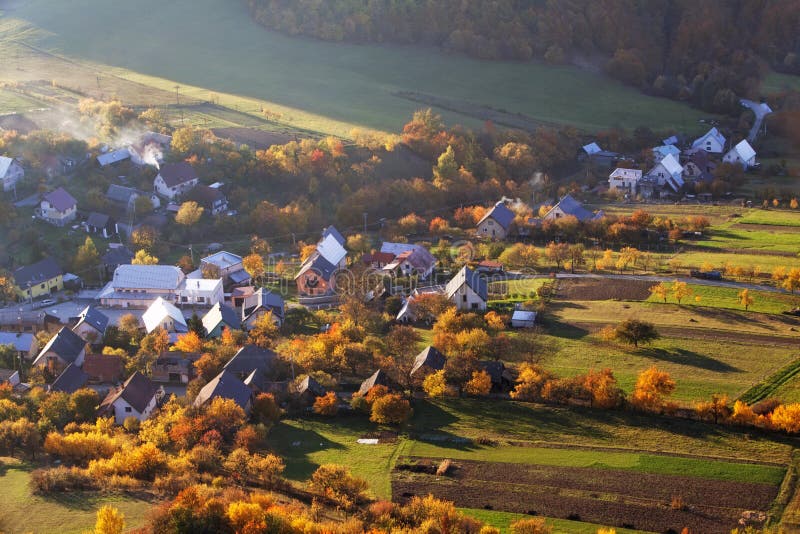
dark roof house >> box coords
[32,327,86,367]
[13,257,63,288]
[410,346,447,377]
[358,369,390,396]
[478,202,515,232]
[50,363,89,393]
[71,305,110,337]
[42,187,77,212]
[194,369,253,412]
[99,371,159,417]
[158,162,198,188]
[242,288,285,323]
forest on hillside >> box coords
[245,0,800,114]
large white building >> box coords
[153,162,199,200]
[98,264,223,308]
[608,168,643,194]
[723,139,757,169]
[0,157,24,192]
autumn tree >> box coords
[173,331,203,353]
[423,370,448,397]
[308,464,368,511]
[510,364,552,401]
[695,394,730,424]
[92,505,125,534]
[247,312,279,348]
[132,249,158,265]
[464,370,492,396]
[252,393,282,424]
[73,237,100,283]
[370,393,412,425]
[313,391,339,416]
[175,201,204,226]
[738,289,754,311]
[242,253,266,286]
[671,280,692,304]
[613,319,659,348]
[630,366,675,412]
[583,369,624,409]
[498,243,539,269]
[510,517,552,534]
[649,282,668,303]
[544,242,569,270]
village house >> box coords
[446,266,487,311]
[542,194,604,223]
[82,353,125,384]
[476,201,515,240]
[142,297,187,335]
[691,127,726,154]
[13,257,64,300]
[177,278,224,307]
[98,264,186,308]
[70,305,109,345]
[0,332,38,361]
[97,148,131,167]
[151,352,199,384]
[395,285,447,323]
[608,168,643,194]
[295,226,347,299]
[0,310,61,334]
[99,372,160,424]
[0,368,21,388]
[49,363,89,394]
[39,187,77,226]
[581,142,619,166]
[223,344,277,390]
[242,288,285,328]
[153,162,199,200]
[358,369,391,396]
[31,327,87,375]
[723,139,757,169]
[646,154,684,195]
[409,346,446,382]
[202,302,241,338]
[682,150,716,183]
[0,156,24,192]
[85,212,118,238]
[105,184,161,211]
[362,251,396,270]
[295,375,326,405]
[652,144,680,160]
[379,243,437,280]
[478,360,514,392]
[194,369,253,413]
[100,245,134,279]
[230,286,256,309]
[128,131,171,166]
[200,251,249,285]
[186,184,228,215]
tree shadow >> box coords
[638,347,741,373]
[268,422,346,481]
[543,321,591,340]
[689,306,775,330]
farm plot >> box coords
[393,458,779,533]
[557,278,653,301]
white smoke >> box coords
[137,143,163,169]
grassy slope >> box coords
[1,0,712,136]
[462,508,649,534]
[0,457,153,534]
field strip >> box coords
[740,358,800,403]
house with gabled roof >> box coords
[682,150,716,183]
[86,212,118,238]
[82,353,125,384]
[446,266,487,312]
[99,371,159,424]
[223,344,277,388]
[476,201,515,240]
[186,184,228,215]
[0,368,20,388]
[0,156,24,192]
[723,139,757,169]
[97,148,131,167]
[542,194,603,223]
[410,346,446,381]
[151,352,199,384]
[295,375,326,405]
[0,332,38,360]
[202,302,241,338]
[100,245,134,279]
[358,369,391,396]
[295,226,347,299]
[177,278,224,307]
[71,305,109,345]
[608,168,643,194]
[241,288,285,328]
[39,187,77,226]
[142,297,187,334]
[194,369,253,413]
[691,127,726,154]
[154,162,199,200]
[200,251,247,284]
[50,363,88,394]
[647,154,684,194]
[13,257,63,300]
[105,184,160,210]
[32,327,87,375]
[380,243,437,280]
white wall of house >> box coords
[40,201,77,226]
[176,282,224,307]
[72,323,103,344]
[476,218,508,239]
[2,161,24,192]
[723,150,755,169]
[154,175,199,200]
[109,395,157,425]
[450,283,486,311]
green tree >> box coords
[73,237,100,283]
[614,319,659,348]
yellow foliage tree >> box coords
[423,370,448,397]
[738,289,754,311]
[313,391,339,416]
[175,201,204,226]
[92,505,125,534]
[771,403,800,433]
[172,331,203,353]
[671,280,692,304]
[649,282,668,303]
[132,249,158,265]
[630,366,675,413]
[464,370,493,397]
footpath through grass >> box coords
[0,457,153,534]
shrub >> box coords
[31,466,96,493]
[313,392,339,416]
[436,459,452,476]
[308,464,368,511]
[510,517,552,534]
[370,394,412,425]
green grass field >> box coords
[0,0,713,136]
[0,457,153,534]
[643,284,800,315]
[461,508,648,534]
[739,210,800,227]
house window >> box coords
[124,406,132,413]
[181,296,188,302]
[471,303,479,310]
[197,297,205,303]
[40,284,45,289]
[462,295,467,303]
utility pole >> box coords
[363,212,368,234]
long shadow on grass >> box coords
[689,306,776,330]
[638,347,741,373]
[541,321,590,340]
[268,422,346,481]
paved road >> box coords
[740,99,772,143]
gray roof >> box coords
[297,375,326,397]
[0,332,35,352]
[33,327,85,365]
[101,246,134,266]
[242,288,285,321]
[322,225,346,246]
[106,184,141,204]
[358,369,390,396]
[202,302,241,334]
[86,212,112,229]
[194,369,252,411]
[410,346,446,376]
[478,201,515,230]
[110,264,183,290]
[445,266,488,301]
[478,360,510,385]
[100,371,158,413]
[295,252,337,282]
[201,251,242,269]
[72,305,109,335]
[97,148,131,166]
[13,257,62,287]
[224,344,277,376]
[546,194,597,222]
[50,363,88,393]
[42,187,77,212]
[0,156,18,177]
[157,162,198,187]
